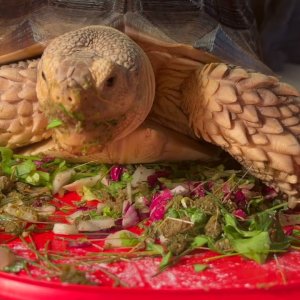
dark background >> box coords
[252,0,300,89]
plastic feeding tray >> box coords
[1,192,300,300]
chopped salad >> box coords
[0,147,300,285]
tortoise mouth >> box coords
[43,91,129,150]
[52,129,110,155]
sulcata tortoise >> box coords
[0,0,300,208]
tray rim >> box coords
[0,269,299,300]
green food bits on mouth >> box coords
[47,119,63,129]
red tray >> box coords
[1,193,300,300]
[1,251,300,300]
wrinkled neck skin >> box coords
[36,26,155,155]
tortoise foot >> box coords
[182,62,300,208]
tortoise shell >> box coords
[0,0,270,73]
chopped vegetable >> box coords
[52,169,76,194]
[122,202,139,228]
[53,223,79,235]
[63,175,108,193]
[4,203,38,222]
[194,264,208,272]
[110,165,124,181]
[131,165,155,187]
[104,230,140,248]
[77,217,115,232]
[34,204,56,216]
[66,210,84,224]
[149,189,173,221]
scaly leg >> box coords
[182,63,300,208]
[0,60,50,148]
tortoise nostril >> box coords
[68,96,73,102]
[42,71,47,81]
[106,76,115,87]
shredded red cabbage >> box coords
[149,189,173,221]
[190,182,206,197]
[189,181,213,198]
[262,186,278,200]
[147,170,170,188]
[283,225,294,236]
[42,156,55,163]
[122,203,139,228]
[233,189,247,209]
[234,209,247,219]
[110,165,124,181]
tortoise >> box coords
[0,0,300,208]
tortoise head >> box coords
[36,26,155,154]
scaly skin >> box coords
[0,60,49,148]
[182,63,300,207]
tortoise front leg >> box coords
[182,63,300,208]
[0,60,50,148]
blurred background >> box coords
[0,0,300,89]
[252,0,300,89]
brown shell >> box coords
[0,0,271,73]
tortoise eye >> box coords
[106,76,115,87]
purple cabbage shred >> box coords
[234,209,247,219]
[233,189,247,209]
[262,186,278,200]
[147,170,170,188]
[149,189,173,221]
[122,203,139,228]
[189,181,213,198]
[283,225,294,236]
[110,165,124,181]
